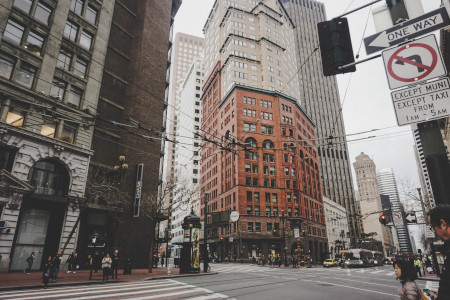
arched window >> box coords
[262,140,274,149]
[289,143,295,151]
[245,137,257,148]
[283,143,287,150]
[28,159,70,196]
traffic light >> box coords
[386,0,409,25]
[317,17,356,76]
[220,236,224,241]
[379,214,390,225]
[272,229,279,236]
[301,229,308,237]
[168,232,172,240]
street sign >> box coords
[405,212,417,224]
[393,211,403,226]
[425,226,436,239]
[365,7,450,55]
[230,211,239,222]
[391,77,450,125]
[229,237,233,242]
[382,35,446,90]
[416,211,426,224]
[294,227,300,238]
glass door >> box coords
[10,208,50,271]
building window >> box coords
[273,207,278,216]
[267,223,272,232]
[28,159,70,196]
[70,0,84,15]
[287,194,291,203]
[13,0,32,13]
[247,191,252,202]
[265,193,270,203]
[254,192,259,202]
[57,49,72,71]
[15,63,36,88]
[0,146,17,172]
[67,86,83,107]
[255,222,261,232]
[79,30,93,50]
[40,123,56,138]
[247,222,253,232]
[34,2,52,25]
[247,206,252,215]
[0,53,15,79]
[74,57,88,78]
[50,78,66,99]
[61,122,77,143]
[26,30,44,56]
[6,110,25,127]
[4,19,25,44]
[64,21,78,41]
[272,193,278,203]
[266,207,271,216]
[85,6,98,25]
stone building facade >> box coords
[0,0,113,272]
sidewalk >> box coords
[0,267,214,291]
[417,268,441,282]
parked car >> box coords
[323,259,337,268]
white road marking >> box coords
[313,280,397,297]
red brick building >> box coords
[201,71,327,263]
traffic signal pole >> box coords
[203,193,209,272]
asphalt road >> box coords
[173,263,435,300]
[0,263,438,299]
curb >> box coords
[0,272,217,292]
[417,277,440,282]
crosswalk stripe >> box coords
[13,283,193,300]
[0,280,175,297]
[121,287,208,300]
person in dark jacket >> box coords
[52,252,62,281]
[111,250,120,279]
[428,205,450,300]
[25,251,35,274]
[66,252,74,273]
[42,256,52,289]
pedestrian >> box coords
[425,257,433,274]
[426,204,450,300]
[414,257,422,277]
[71,253,79,273]
[111,249,120,279]
[24,251,35,274]
[394,259,421,300]
[52,252,62,281]
[102,253,112,281]
[161,252,165,267]
[93,251,101,273]
[153,253,159,268]
[42,256,52,289]
[66,252,74,273]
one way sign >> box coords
[364,7,450,55]
[405,212,417,224]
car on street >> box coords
[323,259,337,268]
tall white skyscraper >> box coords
[280,0,362,246]
[377,168,413,253]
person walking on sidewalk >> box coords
[42,256,53,289]
[102,253,112,281]
[25,251,35,274]
[111,250,120,279]
[52,252,62,281]
[66,252,74,273]
[414,257,422,277]
[427,205,450,300]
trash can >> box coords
[123,258,132,275]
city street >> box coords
[0,264,439,299]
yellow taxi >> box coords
[323,259,337,268]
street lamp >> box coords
[281,209,288,267]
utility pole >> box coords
[417,188,441,276]
[203,193,209,273]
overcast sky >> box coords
[173,0,442,192]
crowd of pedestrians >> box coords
[23,249,122,288]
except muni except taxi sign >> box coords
[391,77,450,126]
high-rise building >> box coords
[201,0,327,263]
[84,0,181,269]
[377,168,413,253]
[0,0,116,272]
[170,56,204,254]
[280,0,361,246]
[162,33,204,239]
[353,153,393,255]
[411,125,435,208]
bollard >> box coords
[167,263,171,275]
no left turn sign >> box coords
[382,35,446,90]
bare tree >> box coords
[61,166,128,256]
